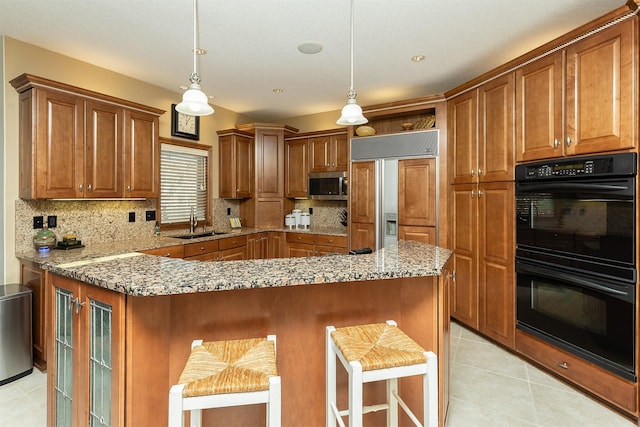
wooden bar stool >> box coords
[326,320,437,427]
[168,335,281,427]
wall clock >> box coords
[171,104,200,140]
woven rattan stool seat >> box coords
[330,322,427,371]
[178,337,278,398]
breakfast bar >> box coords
[35,240,452,426]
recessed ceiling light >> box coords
[273,88,284,93]
[297,41,323,55]
[411,54,426,62]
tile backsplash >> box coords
[16,198,347,253]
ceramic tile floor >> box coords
[0,321,636,426]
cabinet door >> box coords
[398,225,436,245]
[219,245,247,261]
[566,19,635,155]
[450,184,478,328]
[448,89,478,184]
[286,242,315,257]
[350,222,375,251]
[478,74,514,182]
[255,128,284,198]
[398,158,436,226]
[235,135,253,198]
[21,261,46,371]
[478,182,515,348]
[309,136,331,172]
[35,89,84,198]
[515,52,564,161]
[285,139,308,198]
[123,110,159,198]
[85,100,123,198]
[218,135,235,198]
[49,276,124,427]
[267,232,284,258]
[350,161,376,223]
[247,232,268,259]
[333,134,349,171]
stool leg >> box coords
[424,352,438,427]
[190,409,202,427]
[348,361,363,427]
[386,377,398,427]
[168,384,185,427]
[268,376,282,427]
[326,326,337,427]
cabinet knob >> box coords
[200,246,206,251]
[566,137,572,147]
[557,361,568,369]
[554,138,559,149]
[471,190,476,198]
[478,190,483,198]
[477,169,483,176]
[79,184,83,192]
[470,170,475,177]
[87,184,92,192]
[127,185,131,192]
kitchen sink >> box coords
[172,231,227,239]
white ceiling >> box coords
[0,0,626,122]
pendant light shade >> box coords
[336,0,367,126]
[176,0,214,116]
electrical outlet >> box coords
[128,212,135,223]
[47,215,57,228]
[309,208,313,215]
[33,216,44,229]
[227,207,231,216]
[145,210,156,221]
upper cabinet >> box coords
[309,132,348,172]
[516,18,636,161]
[284,138,308,198]
[449,73,514,184]
[11,74,163,199]
[217,129,253,199]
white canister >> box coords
[285,214,295,229]
[300,212,311,229]
[292,209,302,228]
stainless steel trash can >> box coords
[0,284,33,385]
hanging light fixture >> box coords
[336,0,367,126]
[176,0,214,116]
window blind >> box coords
[160,143,208,224]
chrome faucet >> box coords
[189,207,198,234]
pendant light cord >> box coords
[348,0,355,93]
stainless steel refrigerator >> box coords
[350,129,439,251]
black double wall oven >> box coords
[516,153,637,381]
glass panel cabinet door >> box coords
[54,288,74,427]
[89,300,112,427]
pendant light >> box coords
[336,0,367,126]
[176,0,214,116]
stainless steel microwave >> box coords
[308,171,348,200]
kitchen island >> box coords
[35,240,452,426]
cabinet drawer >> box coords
[140,245,184,258]
[183,240,219,258]
[218,235,247,251]
[286,233,315,245]
[516,330,637,413]
[314,234,347,248]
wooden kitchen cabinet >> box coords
[123,110,159,198]
[247,232,269,259]
[398,225,436,245]
[268,232,284,258]
[516,19,636,161]
[398,158,437,227]
[11,74,163,200]
[448,73,514,184]
[217,130,253,199]
[183,240,219,261]
[350,161,376,250]
[308,132,348,172]
[48,274,125,426]
[285,139,308,198]
[218,235,248,261]
[285,233,347,257]
[20,261,47,371]
[450,182,514,348]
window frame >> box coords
[158,137,212,231]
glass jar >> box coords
[33,227,57,250]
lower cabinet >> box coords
[450,181,515,348]
[247,232,268,259]
[285,233,348,257]
[218,235,248,261]
[183,240,219,261]
[48,274,124,426]
[21,261,47,371]
[267,232,284,258]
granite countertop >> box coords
[17,227,451,297]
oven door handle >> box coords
[517,182,631,193]
[518,262,631,297]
